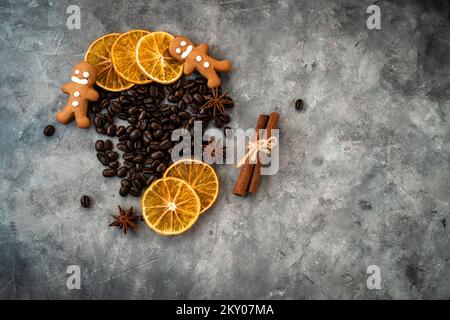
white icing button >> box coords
[75,70,80,74]
[83,71,89,78]
[196,55,202,62]
[175,48,181,54]
[203,61,210,68]
[180,41,187,46]
[72,101,79,107]
[74,91,80,97]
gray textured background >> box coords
[1,0,449,299]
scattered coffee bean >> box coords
[295,99,304,111]
[95,140,105,152]
[103,168,116,177]
[43,125,55,136]
[80,195,91,208]
[117,167,128,178]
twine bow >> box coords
[236,136,278,168]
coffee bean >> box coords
[116,126,126,137]
[128,117,138,125]
[218,113,230,124]
[156,162,166,173]
[143,131,152,143]
[124,161,134,169]
[151,151,165,159]
[213,118,223,128]
[133,154,145,163]
[167,95,179,103]
[107,151,118,161]
[295,99,304,111]
[109,160,120,169]
[97,153,109,166]
[127,106,137,114]
[117,112,128,120]
[103,168,116,177]
[178,111,190,120]
[103,113,114,124]
[119,186,129,197]
[136,172,148,185]
[106,124,116,137]
[174,89,184,97]
[93,116,103,128]
[150,122,161,131]
[129,187,141,197]
[195,77,207,85]
[95,140,105,152]
[126,140,135,152]
[123,153,134,161]
[129,129,141,140]
[153,130,163,139]
[160,139,171,149]
[135,163,143,171]
[80,195,91,208]
[121,179,131,187]
[117,166,128,178]
[96,127,106,134]
[105,140,113,151]
[149,86,159,97]
[116,142,128,152]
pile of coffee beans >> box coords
[90,76,234,197]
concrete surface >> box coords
[1,0,449,299]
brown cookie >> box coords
[169,36,231,88]
[56,61,99,128]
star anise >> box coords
[109,206,139,234]
[201,88,234,117]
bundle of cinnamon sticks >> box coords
[233,112,280,196]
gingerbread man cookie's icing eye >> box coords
[83,71,90,78]
[180,41,187,46]
[75,70,80,75]
[176,48,181,54]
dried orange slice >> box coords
[111,29,152,84]
[136,31,184,84]
[164,159,219,214]
[85,33,134,92]
[142,177,201,235]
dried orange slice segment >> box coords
[164,159,219,214]
[111,29,152,84]
[85,33,134,92]
[136,31,184,84]
[142,177,201,235]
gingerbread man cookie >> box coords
[56,61,99,128]
[169,36,231,88]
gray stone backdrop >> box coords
[0,0,449,299]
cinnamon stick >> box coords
[233,114,269,196]
[248,112,280,194]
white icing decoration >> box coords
[196,55,202,62]
[181,45,192,59]
[75,70,80,74]
[203,61,210,68]
[74,91,80,97]
[175,48,181,54]
[83,71,89,78]
[72,101,79,107]
[180,41,187,46]
[71,76,88,85]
